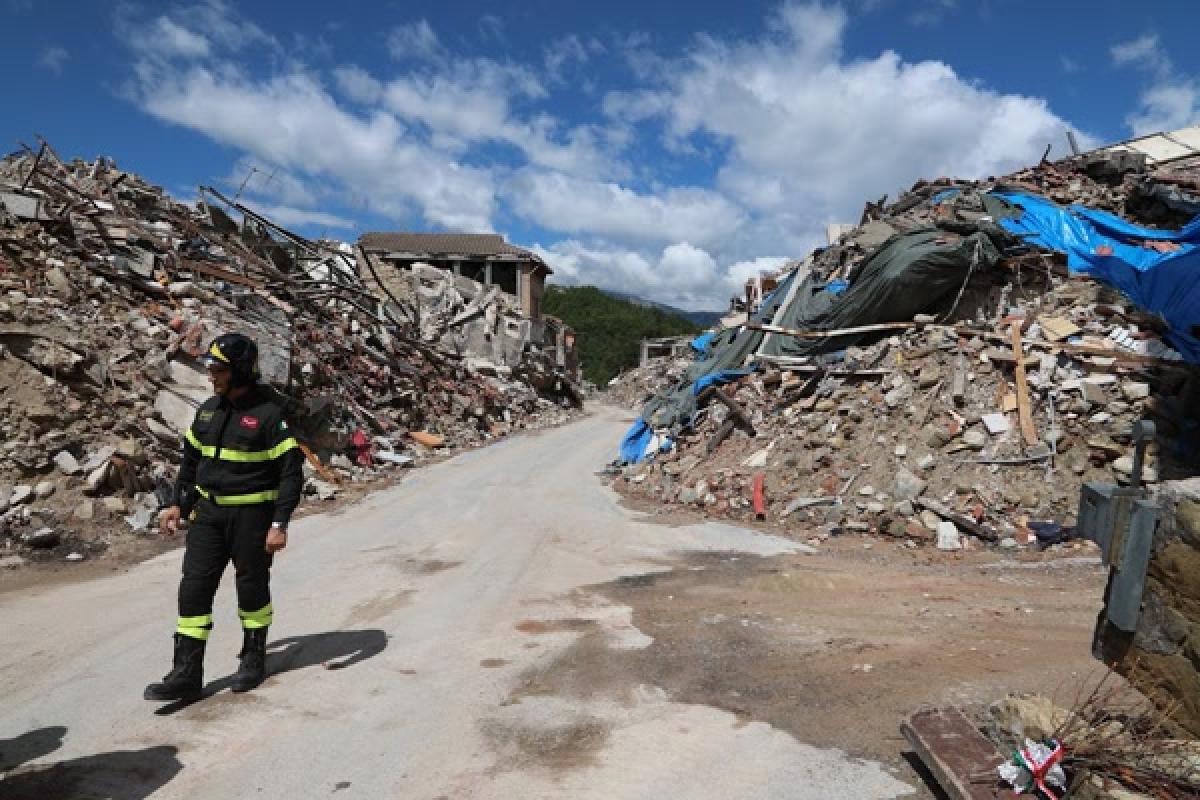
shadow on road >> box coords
[150,629,388,715]
[0,740,181,800]
[0,725,67,771]
[269,628,388,673]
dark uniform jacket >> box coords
[173,385,304,526]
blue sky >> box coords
[4,0,1200,309]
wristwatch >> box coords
[270,522,287,532]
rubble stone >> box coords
[1121,381,1151,401]
[34,480,56,499]
[24,527,60,549]
[53,450,81,475]
[963,431,987,449]
[894,468,927,501]
[100,497,127,514]
[68,499,94,522]
[936,521,963,551]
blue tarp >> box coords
[616,369,752,463]
[931,188,961,205]
[690,331,715,354]
[993,190,1200,363]
[692,368,754,395]
[618,419,671,464]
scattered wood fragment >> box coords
[1010,323,1040,446]
[914,498,999,542]
[705,418,736,455]
[901,707,1007,800]
[699,386,756,436]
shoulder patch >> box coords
[239,415,260,430]
[198,410,215,422]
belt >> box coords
[194,485,279,506]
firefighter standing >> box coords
[145,333,304,701]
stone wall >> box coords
[1095,477,1200,736]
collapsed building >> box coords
[607,125,1200,775]
[357,231,580,401]
[0,139,581,564]
[611,125,1200,543]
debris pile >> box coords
[610,147,1200,553]
[905,686,1200,800]
[604,354,695,410]
[0,139,579,565]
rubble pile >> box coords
[0,140,578,565]
[604,355,694,410]
[613,150,1200,553]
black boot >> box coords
[144,634,205,701]
[230,628,269,693]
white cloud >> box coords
[223,159,321,208]
[1111,33,1200,135]
[907,0,957,27]
[533,240,740,309]
[544,35,603,81]
[508,170,745,248]
[142,17,212,59]
[115,0,278,62]
[612,1,1081,233]
[114,1,1096,310]
[1126,82,1200,136]
[1111,34,1166,73]
[333,65,383,104]
[387,20,442,62]
[240,201,357,231]
[38,46,69,74]
[1060,55,1080,74]
[726,256,793,288]
[132,66,496,230]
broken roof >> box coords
[359,232,552,273]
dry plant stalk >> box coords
[1051,664,1200,799]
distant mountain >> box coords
[542,285,702,385]
[599,289,724,329]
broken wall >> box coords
[1095,477,1200,736]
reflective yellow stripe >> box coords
[238,603,273,630]
[185,428,210,455]
[177,614,213,640]
[218,438,299,463]
[185,431,296,463]
[194,486,279,506]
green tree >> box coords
[542,285,702,385]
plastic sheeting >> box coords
[690,331,716,354]
[760,229,1003,359]
[618,418,672,464]
[635,269,801,440]
[993,190,1200,362]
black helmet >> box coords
[201,332,259,386]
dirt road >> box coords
[0,406,1108,798]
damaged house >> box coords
[358,231,579,397]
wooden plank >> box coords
[950,354,967,407]
[699,386,756,435]
[706,418,736,455]
[914,498,999,542]
[745,321,916,339]
[1010,323,1039,446]
[180,258,266,290]
[901,707,1008,800]
[1039,315,1081,342]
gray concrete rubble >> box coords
[606,141,1200,558]
[0,139,584,563]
